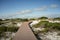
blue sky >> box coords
[0,0,60,19]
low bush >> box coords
[0,26,19,32]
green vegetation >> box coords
[45,22,60,30]
[0,19,2,21]
[0,18,20,40]
[38,17,48,19]
[7,27,19,32]
[0,26,19,32]
[29,18,36,20]
[0,26,19,38]
[54,17,60,20]
[20,19,28,21]
[32,21,60,33]
[33,21,49,28]
[10,18,29,22]
[0,21,5,25]
[0,26,7,32]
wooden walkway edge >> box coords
[13,22,37,40]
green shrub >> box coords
[0,27,7,32]
[7,27,19,32]
[38,17,48,19]
[32,21,49,28]
[0,26,19,32]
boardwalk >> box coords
[13,21,37,40]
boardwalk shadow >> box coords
[29,22,42,40]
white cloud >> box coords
[21,10,32,13]
[50,4,58,8]
[16,10,32,14]
[34,6,47,11]
[5,10,32,18]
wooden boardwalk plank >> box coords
[13,22,37,40]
